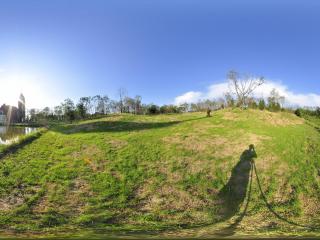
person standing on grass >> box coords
[207,108,211,117]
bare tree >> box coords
[268,88,285,111]
[102,95,109,114]
[134,95,142,114]
[228,70,264,108]
[118,88,127,113]
[224,92,235,108]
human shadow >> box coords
[215,144,257,236]
[53,116,208,135]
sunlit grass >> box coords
[0,109,319,237]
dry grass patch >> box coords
[33,183,56,214]
[216,133,271,158]
[255,155,280,172]
[72,144,106,171]
[163,133,228,153]
[299,194,320,216]
[33,179,92,216]
[62,178,93,215]
[257,111,304,126]
[138,184,208,212]
[191,122,225,134]
[223,111,241,121]
[272,180,294,204]
[108,139,127,149]
[163,131,271,159]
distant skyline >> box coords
[1,0,320,109]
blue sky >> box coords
[0,0,320,108]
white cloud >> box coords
[174,80,320,107]
[174,91,203,105]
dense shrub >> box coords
[147,105,160,115]
[258,99,266,110]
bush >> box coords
[258,99,266,110]
[147,105,159,115]
[268,102,281,112]
[295,108,302,117]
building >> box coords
[0,93,26,124]
[0,110,6,125]
[18,93,26,122]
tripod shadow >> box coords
[215,144,257,236]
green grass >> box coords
[0,109,320,238]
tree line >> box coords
[26,71,319,123]
[27,88,189,123]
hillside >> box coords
[0,109,320,238]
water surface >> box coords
[0,126,38,145]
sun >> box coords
[0,73,40,109]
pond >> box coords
[0,126,38,145]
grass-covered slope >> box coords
[0,109,319,237]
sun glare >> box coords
[1,73,42,109]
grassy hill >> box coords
[0,109,320,238]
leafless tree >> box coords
[134,95,142,114]
[227,70,264,108]
[118,88,127,113]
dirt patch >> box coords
[0,185,40,212]
[299,194,320,216]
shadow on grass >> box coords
[53,116,208,134]
[214,144,256,236]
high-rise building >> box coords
[18,93,26,122]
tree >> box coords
[247,97,258,109]
[102,95,109,114]
[78,97,92,115]
[54,106,63,120]
[108,100,118,113]
[134,95,142,114]
[224,92,235,108]
[147,104,159,114]
[62,98,76,122]
[29,108,37,122]
[124,97,135,113]
[76,102,86,119]
[228,70,264,108]
[179,103,189,112]
[42,107,51,117]
[267,88,284,112]
[258,99,266,110]
[118,88,127,113]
